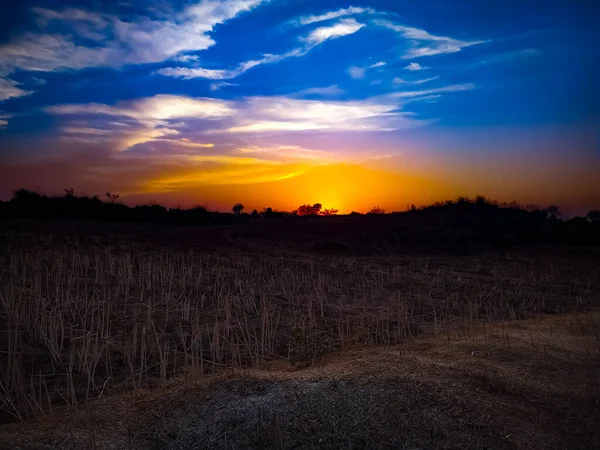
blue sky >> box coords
[0,0,598,213]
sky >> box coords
[0,0,598,215]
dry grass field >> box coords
[0,219,599,448]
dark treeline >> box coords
[1,189,599,246]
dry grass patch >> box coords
[1,312,598,449]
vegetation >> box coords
[1,189,598,247]
[0,189,599,448]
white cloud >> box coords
[158,67,231,80]
[387,83,475,99]
[405,62,426,71]
[393,76,439,85]
[223,95,426,133]
[0,1,269,74]
[469,48,540,68]
[176,55,200,63]
[159,19,364,80]
[46,83,474,150]
[158,52,286,80]
[375,20,488,59]
[348,66,366,79]
[47,94,233,122]
[210,81,239,91]
[0,78,33,101]
[294,85,344,97]
[297,7,375,25]
[30,77,47,85]
[304,18,364,47]
[348,60,386,79]
[0,113,11,128]
[238,144,339,163]
[176,139,214,148]
[47,94,234,150]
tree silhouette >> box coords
[251,209,259,217]
[105,192,120,203]
[587,210,600,223]
[545,205,561,220]
[297,203,322,216]
[368,206,385,214]
[232,203,244,215]
[321,208,338,216]
[64,188,75,197]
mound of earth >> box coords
[2,312,599,449]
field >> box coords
[1,218,599,449]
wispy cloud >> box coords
[293,85,344,97]
[375,19,488,59]
[47,94,234,150]
[238,145,337,163]
[386,83,475,99]
[222,95,426,133]
[469,48,540,68]
[297,7,376,26]
[210,81,239,91]
[46,95,233,122]
[393,76,439,85]
[159,19,364,80]
[303,18,364,46]
[175,55,200,63]
[348,61,386,79]
[158,52,288,80]
[0,112,13,128]
[0,1,269,74]
[405,62,427,71]
[0,78,32,101]
[348,66,366,79]
[45,79,474,153]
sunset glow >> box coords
[0,1,597,214]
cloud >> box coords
[176,139,214,148]
[45,82,475,153]
[469,48,540,68]
[405,62,426,71]
[348,61,386,79]
[294,85,344,97]
[297,7,376,25]
[175,54,200,63]
[393,76,439,85]
[0,78,32,101]
[387,83,475,99]
[158,52,287,80]
[375,20,488,58]
[0,113,12,128]
[47,94,233,122]
[159,19,364,80]
[222,95,427,133]
[210,81,239,91]
[0,1,269,74]
[348,66,366,79]
[48,94,234,150]
[303,18,364,47]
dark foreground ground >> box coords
[0,218,599,449]
[2,312,599,449]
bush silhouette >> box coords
[232,203,244,215]
[2,188,599,246]
[297,203,322,216]
[368,206,385,215]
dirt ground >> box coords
[2,311,598,450]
